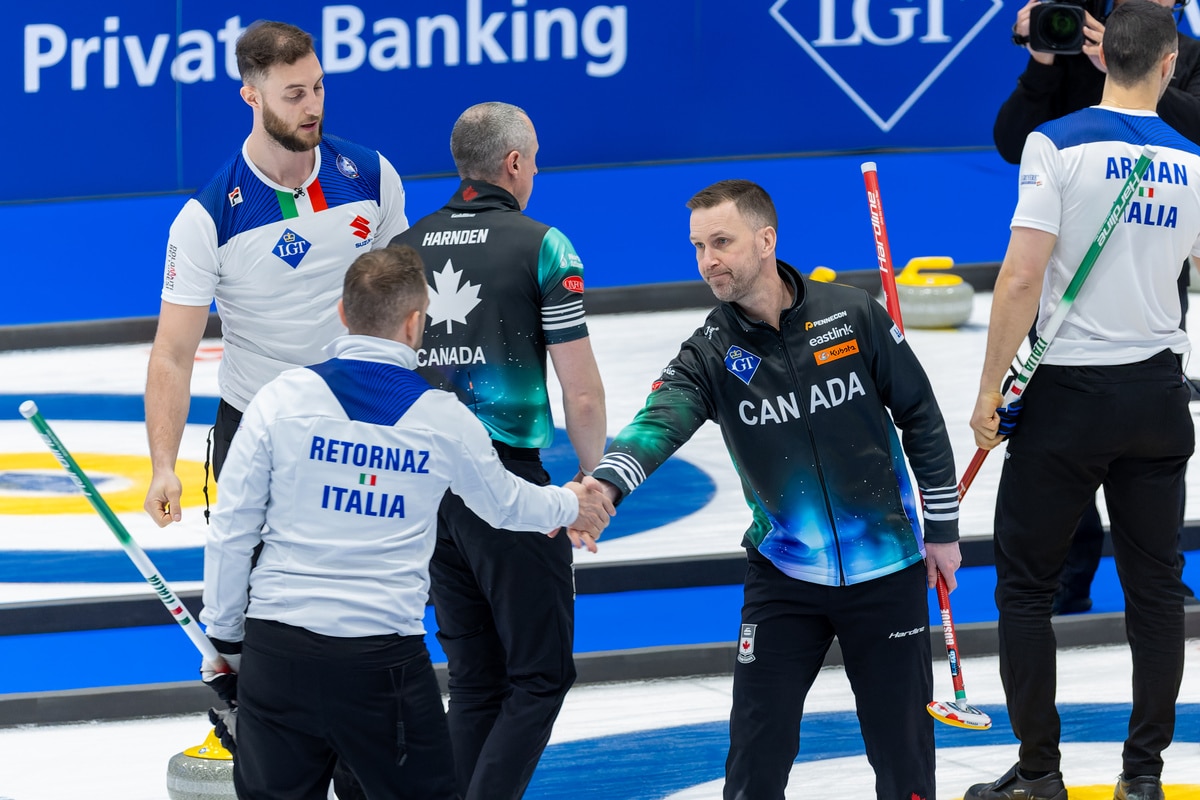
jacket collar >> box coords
[725,259,806,332]
[325,334,419,368]
[445,179,521,212]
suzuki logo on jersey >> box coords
[724,346,762,386]
[770,0,1003,132]
[428,259,482,333]
[350,215,372,246]
[272,228,311,269]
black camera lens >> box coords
[1030,3,1086,53]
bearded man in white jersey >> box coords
[969,4,1199,800]
[143,20,408,526]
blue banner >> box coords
[15,0,1198,202]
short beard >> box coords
[263,102,323,153]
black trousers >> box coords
[232,618,457,800]
[725,554,934,800]
[995,351,1191,777]
[429,445,576,800]
[211,398,243,481]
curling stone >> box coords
[893,256,974,328]
[166,727,235,800]
[809,266,838,283]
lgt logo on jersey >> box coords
[272,228,312,269]
[724,345,762,386]
[770,0,1004,132]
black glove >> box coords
[200,637,242,706]
[208,705,238,754]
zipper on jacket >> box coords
[774,326,848,586]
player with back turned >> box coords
[389,101,606,800]
[198,244,613,800]
[970,4,1200,799]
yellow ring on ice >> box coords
[0,453,212,515]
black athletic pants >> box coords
[995,350,1191,777]
[725,553,934,800]
[429,443,576,800]
[212,400,366,800]
[232,618,457,800]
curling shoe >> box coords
[965,763,1067,800]
[1114,774,1164,800]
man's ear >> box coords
[240,84,259,110]
[337,299,347,329]
[760,225,777,258]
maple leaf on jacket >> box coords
[427,259,482,333]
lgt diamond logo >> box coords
[272,228,311,269]
[770,0,1003,132]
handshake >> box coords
[555,475,620,553]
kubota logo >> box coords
[769,0,1003,132]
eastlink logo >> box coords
[24,1,627,93]
[770,0,1004,132]
[809,323,852,347]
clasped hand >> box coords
[550,475,618,553]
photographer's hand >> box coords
[1017,0,1056,65]
[1083,12,1106,73]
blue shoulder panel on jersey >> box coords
[308,358,431,425]
[1037,108,1200,157]
[319,135,383,209]
[192,153,284,249]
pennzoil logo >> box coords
[814,339,859,365]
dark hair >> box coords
[686,179,779,232]
[236,21,315,86]
[1103,0,1178,88]
[342,246,428,338]
[450,102,536,181]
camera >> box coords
[1029,0,1108,54]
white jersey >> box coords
[200,335,579,642]
[1013,106,1200,366]
[163,136,409,410]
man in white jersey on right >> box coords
[969,4,1198,799]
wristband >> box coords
[1012,24,1030,46]
[580,466,594,477]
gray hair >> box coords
[450,102,536,182]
